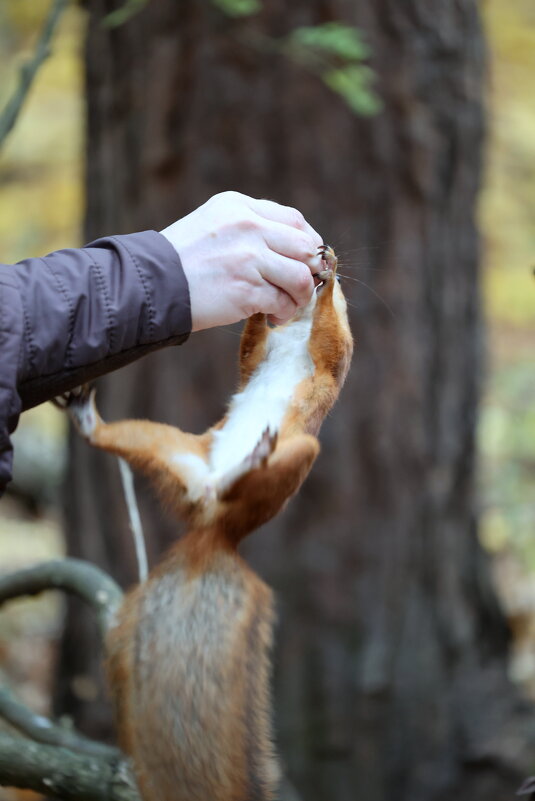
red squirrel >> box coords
[63,245,353,801]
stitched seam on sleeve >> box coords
[21,303,37,376]
[0,284,11,389]
[111,236,155,339]
[41,258,76,369]
[0,285,13,423]
[0,272,34,377]
[92,259,115,353]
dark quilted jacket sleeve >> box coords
[0,230,191,494]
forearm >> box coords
[0,230,191,494]
[16,231,191,409]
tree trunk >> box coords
[59,0,534,798]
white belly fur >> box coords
[209,293,316,477]
[171,293,317,495]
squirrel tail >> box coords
[106,540,280,801]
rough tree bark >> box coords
[58,1,535,799]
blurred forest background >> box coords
[0,1,534,800]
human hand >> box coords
[160,191,323,330]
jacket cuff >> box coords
[106,230,192,342]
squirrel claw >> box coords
[314,245,337,288]
[237,427,278,475]
[318,244,337,272]
[216,427,278,499]
[249,427,278,470]
[54,384,98,439]
[52,384,89,410]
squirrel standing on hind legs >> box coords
[62,244,353,801]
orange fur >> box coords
[66,247,353,801]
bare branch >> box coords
[0,560,135,798]
[0,558,123,636]
[0,0,70,148]
[0,731,140,801]
[0,685,119,759]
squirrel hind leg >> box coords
[59,385,213,518]
[217,433,319,539]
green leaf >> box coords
[322,66,383,116]
[211,0,262,18]
[289,22,370,62]
[103,0,148,29]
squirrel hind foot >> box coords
[62,385,98,438]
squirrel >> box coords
[62,244,353,801]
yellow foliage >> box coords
[479,1,535,583]
[481,0,535,328]
[2,0,49,36]
[0,3,84,262]
[485,268,535,326]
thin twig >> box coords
[118,458,148,583]
[0,0,69,149]
[0,558,123,635]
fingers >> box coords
[245,196,323,249]
[259,253,315,308]
[161,191,326,331]
[251,281,297,325]
[244,200,323,306]
[261,219,323,275]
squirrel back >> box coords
[64,246,352,801]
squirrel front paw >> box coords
[216,427,278,499]
[53,384,98,439]
[315,245,338,284]
[244,426,278,472]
